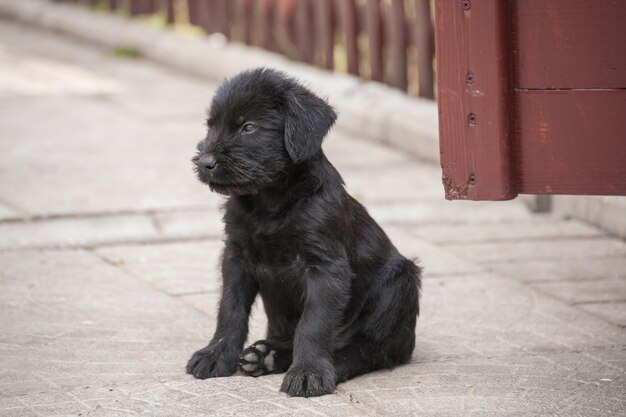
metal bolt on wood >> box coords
[467,113,477,127]
[462,0,471,11]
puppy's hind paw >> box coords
[238,342,277,377]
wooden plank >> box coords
[434,0,517,200]
[314,0,335,70]
[187,0,200,26]
[165,0,175,24]
[414,0,434,98]
[366,0,383,82]
[276,0,297,57]
[257,0,277,51]
[388,0,407,90]
[515,90,626,195]
[295,0,314,63]
[214,0,230,37]
[513,0,626,89]
[241,0,254,45]
[340,0,359,76]
[130,0,154,16]
[192,0,213,33]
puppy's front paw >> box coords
[186,342,238,379]
[280,361,336,397]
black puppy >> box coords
[187,68,421,397]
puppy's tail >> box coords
[362,258,421,340]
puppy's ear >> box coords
[284,85,337,163]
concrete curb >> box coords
[0,0,440,164]
[553,196,626,239]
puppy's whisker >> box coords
[225,164,253,182]
[223,159,269,184]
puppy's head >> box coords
[192,68,337,196]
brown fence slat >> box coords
[366,0,383,82]
[296,0,314,63]
[165,0,175,24]
[206,1,217,33]
[187,0,197,25]
[275,0,297,58]
[414,0,434,98]
[257,0,278,51]
[190,0,212,33]
[435,0,517,200]
[205,0,218,34]
[129,1,141,16]
[130,0,154,16]
[213,0,231,38]
[389,0,407,90]
[240,0,254,45]
[340,0,360,76]
[314,0,335,70]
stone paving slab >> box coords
[0,214,157,250]
[0,201,18,220]
[152,208,225,239]
[0,250,204,383]
[322,135,414,168]
[412,218,603,244]
[0,209,225,250]
[177,292,273,345]
[368,200,534,227]
[341,349,625,416]
[445,238,626,264]
[0,94,216,217]
[580,302,626,328]
[0,208,224,250]
[339,164,445,203]
[95,240,224,296]
[385,227,487,277]
[489,257,626,283]
[415,274,625,359]
[529,278,626,305]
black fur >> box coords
[187,68,421,397]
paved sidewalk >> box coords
[0,19,625,417]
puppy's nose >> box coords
[199,154,217,170]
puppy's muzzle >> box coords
[197,154,217,171]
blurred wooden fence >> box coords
[76,0,435,98]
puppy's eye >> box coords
[241,123,257,134]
